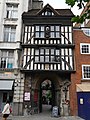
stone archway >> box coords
[32,72,62,114]
[24,72,71,116]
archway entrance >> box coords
[39,79,55,113]
[24,72,71,115]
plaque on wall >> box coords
[24,92,30,101]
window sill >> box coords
[0,68,14,72]
[81,79,90,81]
[4,18,18,21]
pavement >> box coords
[0,105,85,120]
[6,115,84,120]
[0,112,85,120]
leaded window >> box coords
[82,65,90,79]
[80,43,90,54]
[35,26,44,38]
[34,48,73,63]
[83,28,90,36]
[50,26,60,38]
[42,9,54,16]
[35,25,60,38]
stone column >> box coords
[13,69,24,116]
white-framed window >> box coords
[42,10,54,16]
[0,50,14,69]
[6,4,18,19]
[82,65,90,79]
[35,26,44,38]
[82,28,90,36]
[50,25,60,38]
[4,25,16,42]
[35,25,60,38]
[80,43,90,54]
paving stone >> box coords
[5,114,84,120]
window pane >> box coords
[56,26,59,31]
[51,56,54,62]
[10,32,15,41]
[6,4,18,19]
[8,51,13,56]
[11,10,18,18]
[4,27,9,41]
[51,49,54,55]
[51,32,54,38]
[36,26,39,31]
[51,26,54,31]
[45,56,49,62]
[56,50,59,55]
[45,49,49,55]
[4,32,9,42]
[40,56,44,62]
[35,50,39,55]
[1,58,6,68]
[41,26,44,31]
[0,50,14,68]
[7,58,13,68]
[83,66,90,79]
[81,45,89,53]
[35,56,39,62]
[83,29,90,36]
[40,32,44,38]
[45,11,47,15]
[35,32,39,37]
[56,32,60,37]
[40,49,44,54]
[1,51,7,56]
[4,26,16,42]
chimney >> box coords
[28,0,43,10]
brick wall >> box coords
[70,29,90,115]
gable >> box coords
[36,4,60,16]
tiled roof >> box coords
[22,9,74,17]
[56,9,74,16]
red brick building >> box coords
[71,27,90,119]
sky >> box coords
[43,0,83,15]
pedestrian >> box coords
[2,99,11,120]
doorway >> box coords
[39,79,55,113]
[77,92,90,120]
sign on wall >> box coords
[24,92,30,101]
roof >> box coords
[22,4,74,17]
[23,9,74,16]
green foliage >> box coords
[65,0,90,23]
[46,90,52,99]
[66,0,76,7]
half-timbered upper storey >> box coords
[21,4,75,72]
